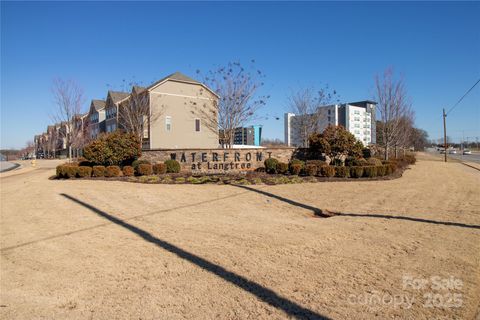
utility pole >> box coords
[443,108,447,162]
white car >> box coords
[463,149,472,155]
[448,149,457,154]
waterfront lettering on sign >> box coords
[169,151,267,171]
[140,148,295,173]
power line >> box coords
[446,78,480,116]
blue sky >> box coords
[1,1,479,149]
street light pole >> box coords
[443,108,447,162]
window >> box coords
[195,119,201,132]
[165,116,172,131]
[328,110,331,115]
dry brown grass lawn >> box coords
[1,154,479,319]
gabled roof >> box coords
[147,72,200,89]
[91,99,106,111]
[108,91,130,103]
[147,71,219,98]
[132,85,146,94]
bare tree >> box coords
[51,78,85,159]
[375,68,413,160]
[287,86,339,147]
[196,61,269,148]
[261,138,288,147]
[395,114,415,157]
[118,86,162,146]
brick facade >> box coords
[141,147,296,173]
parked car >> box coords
[449,149,457,154]
[440,149,446,154]
[463,149,472,155]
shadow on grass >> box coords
[231,185,480,230]
[231,184,330,217]
[60,193,329,320]
[334,213,480,229]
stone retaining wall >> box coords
[141,147,296,173]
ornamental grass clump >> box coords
[164,159,181,173]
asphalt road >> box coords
[0,161,20,173]
[426,148,480,164]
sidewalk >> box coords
[0,161,20,173]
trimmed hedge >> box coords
[78,166,92,178]
[153,163,167,175]
[66,166,79,178]
[363,166,377,178]
[122,166,134,177]
[367,158,383,166]
[290,163,303,175]
[276,162,289,174]
[138,163,153,176]
[56,165,75,178]
[320,166,335,177]
[92,166,106,177]
[164,159,181,173]
[56,165,65,178]
[306,160,327,167]
[105,165,122,177]
[350,166,364,178]
[335,166,350,178]
[132,159,151,172]
[289,159,304,171]
[264,158,279,174]
[376,165,387,177]
[305,164,318,176]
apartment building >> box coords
[138,72,220,149]
[232,125,263,146]
[284,100,376,147]
[105,91,129,133]
[34,72,220,157]
[88,100,106,139]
